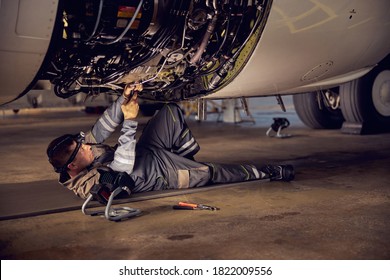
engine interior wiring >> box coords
[41,0,271,101]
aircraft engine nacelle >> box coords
[1,0,389,135]
[0,0,271,104]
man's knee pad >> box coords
[90,168,135,205]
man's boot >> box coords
[261,165,295,181]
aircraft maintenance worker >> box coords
[46,84,295,199]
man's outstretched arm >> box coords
[87,94,125,144]
[86,83,140,143]
[108,84,141,174]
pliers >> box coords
[173,202,220,211]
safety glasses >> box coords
[48,132,85,173]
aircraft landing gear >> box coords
[294,55,390,134]
[340,66,390,134]
[292,90,344,129]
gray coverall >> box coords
[60,96,263,199]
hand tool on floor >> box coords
[173,202,220,211]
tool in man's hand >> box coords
[173,201,220,211]
[122,83,142,105]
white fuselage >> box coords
[209,0,390,98]
[0,0,389,104]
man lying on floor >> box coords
[47,84,294,200]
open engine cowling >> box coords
[43,0,271,101]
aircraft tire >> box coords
[293,92,344,129]
[340,67,390,133]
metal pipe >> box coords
[85,0,104,42]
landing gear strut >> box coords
[292,89,344,129]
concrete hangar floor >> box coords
[0,97,389,260]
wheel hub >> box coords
[325,90,340,110]
[372,70,390,117]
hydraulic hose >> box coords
[190,13,218,65]
[105,0,144,45]
[85,0,104,42]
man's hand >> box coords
[121,83,142,120]
[122,83,143,103]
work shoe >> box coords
[261,165,295,182]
